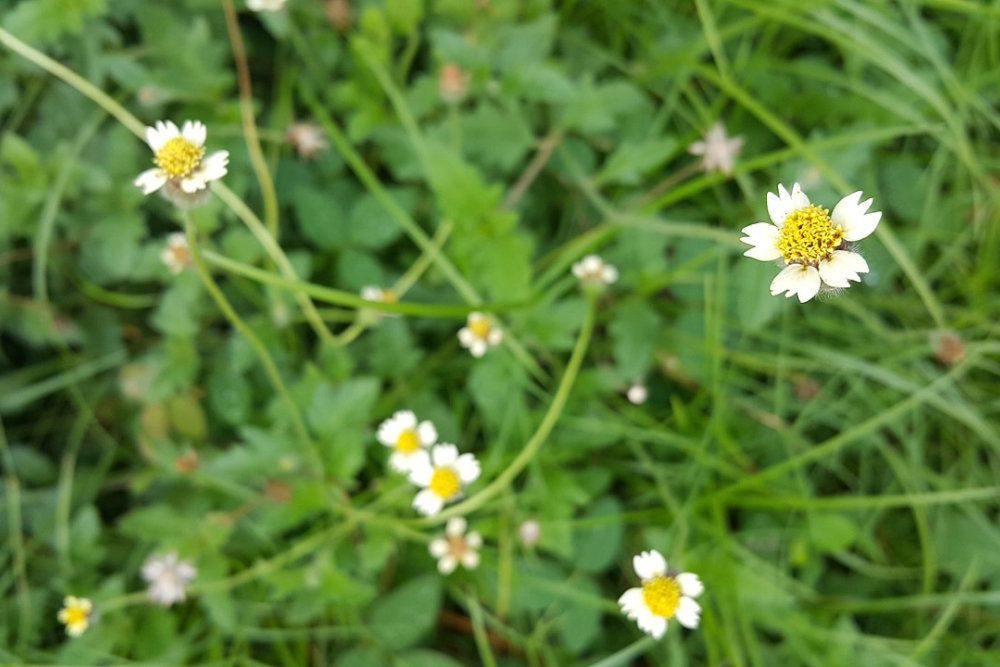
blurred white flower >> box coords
[135,121,229,203]
[572,254,618,286]
[619,549,703,640]
[518,518,541,547]
[741,183,881,303]
[160,232,192,274]
[57,596,93,637]
[688,122,744,176]
[142,551,197,607]
[429,517,482,574]
[376,410,437,473]
[408,444,481,516]
[439,63,470,104]
[287,121,328,160]
[458,312,503,358]
[626,383,648,405]
[361,285,399,321]
[248,0,287,11]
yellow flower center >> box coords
[777,204,844,265]
[395,429,421,453]
[155,137,205,178]
[63,606,89,627]
[642,575,681,618]
[429,468,461,499]
[381,289,398,303]
[469,318,492,340]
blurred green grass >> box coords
[1,0,999,665]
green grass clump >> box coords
[1,0,999,665]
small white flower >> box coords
[135,121,229,205]
[408,444,481,516]
[626,383,648,405]
[457,312,503,358]
[428,517,483,574]
[688,122,744,176]
[57,596,93,637]
[247,0,287,11]
[360,285,399,321]
[572,254,618,286]
[741,183,881,303]
[142,551,197,607]
[376,410,437,473]
[160,232,192,274]
[518,519,541,547]
[287,121,328,160]
[618,549,703,640]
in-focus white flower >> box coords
[135,121,229,206]
[142,551,197,607]
[408,444,481,516]
[57,596,93,637]
[376,410,437,473]
[572,254,618,286]
[518,518,541,547]
[458,312,503,358]
[626,383,648,405]
[248,0,287,11]
[160,232,192,274]
[429,517,483,574]
[618,550,703,640]
[688,122,744,176]
[741,183,881,303]
[287,121,328,160]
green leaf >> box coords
[396,650,466,667]
[349,191,410,249]
[595,137,678,186]
[571,496,624,573]
[336,648,385,667]
[3,0,108,46]
[294,188,350,251]
[609,300,662,380]
[497,14,558,71]
[307,377,381,437]
[808,513,859,553]
[461,104,534,172]
[151,272,205,337]
[386,0,424,34]
[208,368,251,426]
[370,575,442,650]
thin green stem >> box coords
[0,414,32,653]
[583,637,657,667]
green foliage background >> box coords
[1,0,999,665]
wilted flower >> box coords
[408,444,481,516]
[326,0,352,31]
[618,550,703,640]
[439,63,470,104]
[286,121,328,160]
[376,410,437,473]
[458,312,503,358]
[135,121,229,207]
[572,254,618,286]
[57,596,93,637]
[429,517,482,574]
[160,232,192,274]
[626,383,648,405]
[688,122,744,176]
[741,183,881,303]
[247,0,287,11]
[142,551,197,607]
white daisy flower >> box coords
[688,122,744,176]
[626,382,648,405]
[141,551,197,607]
[457,312,503,358]
[618,549,704,640]
[287,121,328,160]
[740,183,881,303]
[408,444,481,516]
[572,254,619,286]
[247,0,287,11]
[57,596,93,637]
[134,121,230,204]
[376,410,437,473]
[160,232,192,274]
[428,517,483,574]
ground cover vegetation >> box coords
[1,0,999,665]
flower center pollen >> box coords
[395,429,421,453]
[65,607,88,626]
[642,575,681,619]
[429,468,461,499]
[777,204,844,265]
[155,137,206,178]
[469,319,491,339]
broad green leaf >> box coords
[571,497,624,573]
[609,300,662,380]
[370,574,442,650]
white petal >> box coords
[633,550,667,580]
[407,451,434,486]
[766,184,792,225]
[394,410,417,430]
[469,340,487,357]
[135,169,168,194]
[417,421,437,446]
[388,451,413,473]
[461,551,480,570]
[831,191,881,241]
[675,596,702,629]
[457,328,475,347]
[454,454,481,483]
[740,221,780,242]
[486,329,503,345]
[180,175,208,194]
[675,573,704,598]
[618,587,644,615]
[429,538,449,558]
[197,151,230,182]
[770,264,821,303]
[182,120,207,147]
[413,489,444,516]
[437,555,458,575]
[466,532,483,549]
[743,245,782,261]
[639,610,668,639]
[688,140,707,156]
[147,120,179,151]
[376,417,403,447]
[446,517,467,537]
[432,444,458,467]
[789,182,809,208]
[818,250,868,288]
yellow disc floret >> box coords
[429,468,461,499]
[395,429,421,453]
[155,137,205,178]
[469,318,492,340]
[777,204,843,265]
[642,575,681,618]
